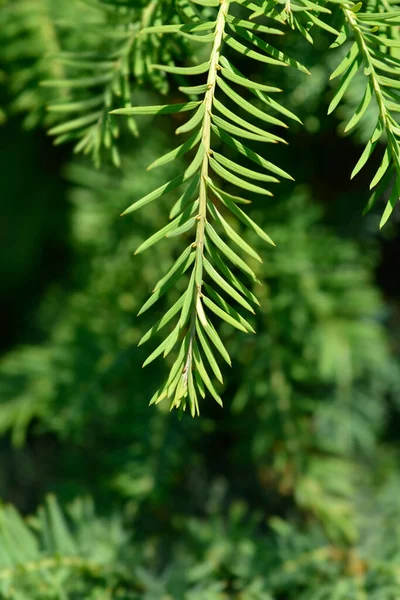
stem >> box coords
[181,0,230,391]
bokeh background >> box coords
[1,1,400,598]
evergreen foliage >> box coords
[1,148,400,597]
[2,0,399,412]
[1,0,400,597]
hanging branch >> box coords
[110,0,307,414]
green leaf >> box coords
[300,0,332,14]
[380,76,400,91]
[305,11,340,36]
[225,34,289,67]
[147,130,201,171]
[203,295,249,333]
[165,344,187,393]
[209,182,276,246]
[196,321,223,383]
[209,155,274,196]
[203,257,255,313]
[211,124,294,180]
[135,207,196,254]
[220,60,282,93]
[179,83,209,95]
[151,61,210,75]
[229,25,310,74]
[219,60,302,124]
[187,370,199,418]
[363,166,394,215]
[328,56,361,115]
[330,43,358,80]
[351,123,382,179]
[205,286,256,333]
[206,239,260,306]
[166,216,197,238]
[176,31,215,43]
[170,175,200,219]
[176,102,206,135]
[138,248,195,315]
[110,101,201,116]
[161,324,182,359]
[345,81,373,132]
[47,111,102,136]
[121,143,204,216]
[42,73,113,88]
[204,319,232,366]
[212,151,279,183]
[208,202,263,263]
[193,343,223,406]
[213,97,287,143]
[211,113,278,144]
[191,0,219,6]
[138,295,185,346]
[370,147,391,189]
[142,324,180,367]
[196,294,208,326]
[142,22,216,35]
[194,370,206,398]
[380,182,399,228]
[179,270,196,327]
[216,76,287,128]
[48,95,104,113]
[205,222,260,283]
[330,25,347,49]
[225,15,284,35]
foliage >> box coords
[2,0,400,413]
[107,0,400,413]
[1,147,400,596]
[0,495,131,600]
[3,476,400,598]
[1,0,400,598]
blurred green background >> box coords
[2,2,400,598]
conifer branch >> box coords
[5,0,399,414]
[329,4,400,225]
[110,0,306,414]
[44,0,178,166]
